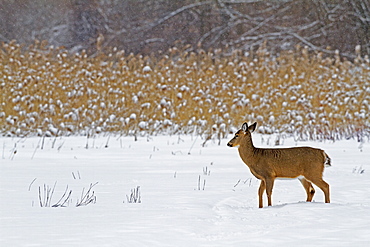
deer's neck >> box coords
[238,136,256,165]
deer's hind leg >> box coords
[310,178,330,203]
[305,166,330,204]
[299,177,315,202]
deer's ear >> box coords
[242,122,248,132]
[248,122,257,132]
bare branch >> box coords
[137,1,213,32]
[290,32,356,59]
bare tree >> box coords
[345,0,370,54]
[0,0,70,45]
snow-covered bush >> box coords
[1,41,369,141]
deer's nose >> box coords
[227,142,232,147]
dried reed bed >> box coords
[1,41,369,141]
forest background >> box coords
[1,0,369,56]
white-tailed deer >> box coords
[227,122,331,208]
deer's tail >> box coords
[324,152,331,167]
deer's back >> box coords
[250,146,326,178]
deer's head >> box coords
[227,122,257,147]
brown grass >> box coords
[1,41,369,141]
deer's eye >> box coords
[235,134,239,137]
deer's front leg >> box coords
[258,180,266,208]
[265,178,275,207]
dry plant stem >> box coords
[2,142,5,159]
[76,182,98,207]
[38,181,57,207]
[52,185,72,207]
[28,178,37,191]
[31,137,42,159]
[197,175,206,191]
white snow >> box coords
[142,66,152,73]
[1,134,369,246]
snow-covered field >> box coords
[1,134,369,246]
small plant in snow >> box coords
[31,179,98,207]
[72,171,81,179]
[125,186,141,203]
[197,165,212,190]
[352,166,365,174]
[197,175,206,191]
[233,178,254,191]
[203,166,211,176]
[38,182,72,207]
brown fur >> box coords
[228,122,331,208]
